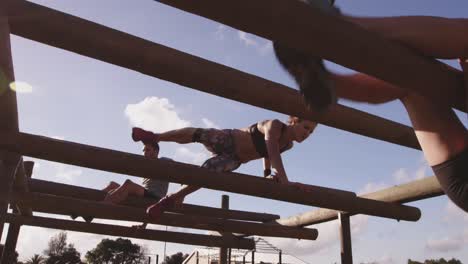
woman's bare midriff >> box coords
[231,128,262,163]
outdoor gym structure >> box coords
[1,0,463,263]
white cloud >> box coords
[54,163,82,184]
[125,97,191,133]
[425,237,464,252]
[393,159,429,185]
[238,31,258,47]
[237,31,273,56]
[26,157,82,185]
[361,255,396,264]
[214,24,226,40]
[266,214,368,257]
[259,41,273,56]
[350,215,369,235]
[201,118,220,129]
[173,146,210,166]
[358,182,390,195]
[392,168,410,184]
[265,221,339,256]
[444,201,468,223]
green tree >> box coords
[162,252,189,264]
[408,258,463,264]
[85,238,146,264]
[43,232,83,264]
[25,254,45,264]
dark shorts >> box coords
[432,148,468,212]
[143,189,162,201]
[193,128,242,173]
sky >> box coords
[2,0,468,263]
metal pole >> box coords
[279,250,282,264]
[156,254,159,264]
[164,226,167,261]
[339,213,353,264]
[219,195,229,264]
[251,250,255,264]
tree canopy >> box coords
[162,252,189,264]
[43,232,83,264]
[85,238,146,264]
[408,258,463,264]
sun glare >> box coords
[9,81,33,93]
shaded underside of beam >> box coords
[28,178,280,222]
[0,132,422,221]
[12,192,319,240]
[277,176,443,226]
[5,214,255,249]
[6,0,421,150]
[155,0,466,112]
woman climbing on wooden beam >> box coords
[132,116,317,219]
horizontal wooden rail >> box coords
[277,176,443,226]
[12,192,319,240]
[29,178,280,222]
[156,0,466,112]
[0,132,422,221]
[6,0,421,149]
[4,214,255,249]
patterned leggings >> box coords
[192,128,242,172]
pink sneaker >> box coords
[132,127,159,145]
[146,195,175,220]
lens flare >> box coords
[9,81,33,93]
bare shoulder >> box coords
[261,119,283,129]
[261,119,285,137]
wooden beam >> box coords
[0,161,34,264]
[0,132,423,221]
[29,178,280,222]
[12,192,319,240]
[0,2,18,132]
[276,176,443,226]
[339,213,353,264]
[0,223,20,264]
[155,0,465,112]
[0,1,20,243]
[12,160,33,216]
[4,214,255,249]
[6,0,421,149]
[0,162,17,241]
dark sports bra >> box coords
[249,122,291,158]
